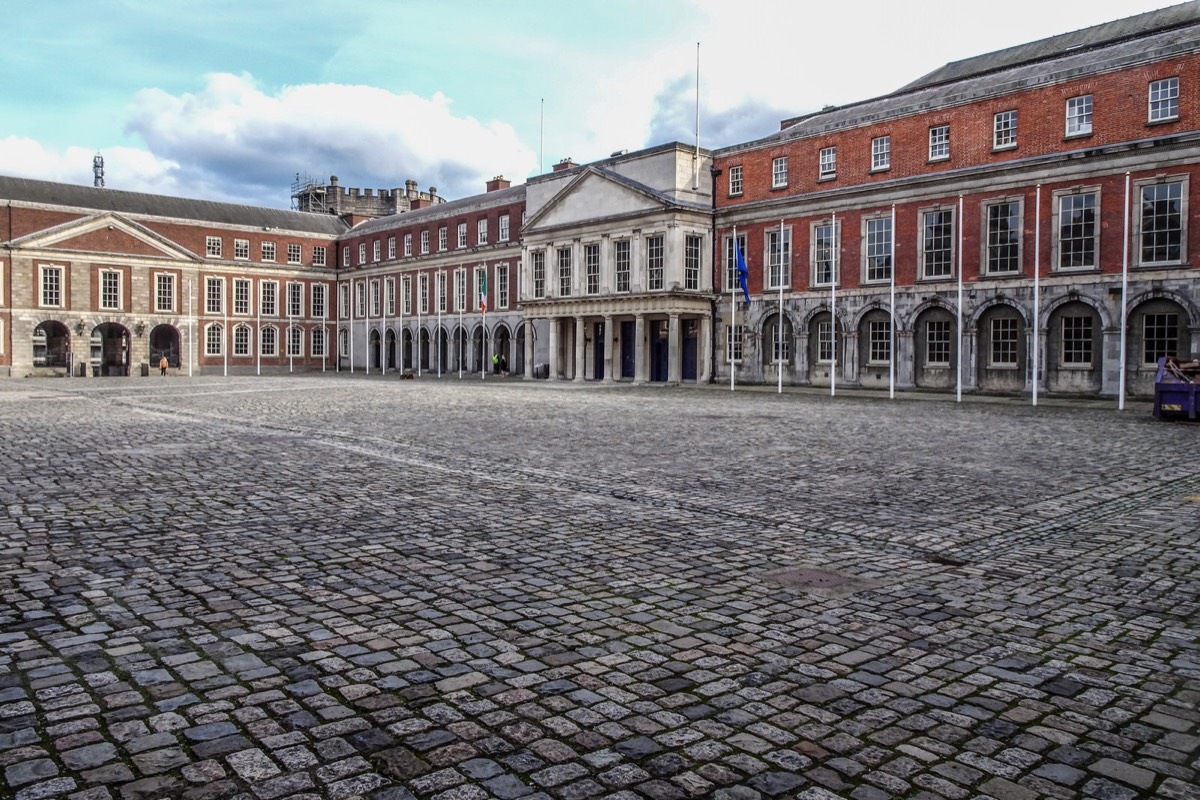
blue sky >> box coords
[1,0,1182,208]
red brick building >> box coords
[712,3,1199,396]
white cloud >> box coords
[123,73,539,206]
[0,136,183,193]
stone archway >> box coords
[91,323,131,376]
[150,324,181,369]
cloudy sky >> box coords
[1,0,1182,208]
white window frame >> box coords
[983,198,1024,275]
[862,215,893,284]
[1149,77,1179,123]
[993,110,1017,150]
[1051,187,1101,272]
[418,274,429,314]
[385,277,396,316]
[260,280,278,317]
[288,243,302,265]
[1066,95,1093,137]
[234,279,251,316]
[928,125,949,161]
[724,234,747,293]
[387,237,396,260]
[499,214,510,242]
[234,238,250,260]
[436,272,447,314]
[205,323,223,356]
[311,283,327,319]
[205,277,224,315]
[585,243,601,295]
[40,264,64,308]
[867,318,891,365]
[726,325,744,363]
[496,264,509,310]
[771,157,787,189]
[531,250,546,299]
[478,219,488,245]
[404,234,413,257]
[1133,176,1188,267]
[313,246,326,267]
[728,165,743,196]
[402,276,413,315]
[646,236,664,291]
[287,282,303,317]
[684,235,702,291]
[261,241,276,263]
[926,319,951,367]
[311,327,326,358]
[919,206,955,280]
[99,268,122,311]
[260,325,278,357]
[233,324,251,357]
[155,273,176,313]
[614,240,631,293]
[765,227,791,290]
[372,241,380,263]
[358,243,367,265]
[811,220,839,287]
[1060,315,1093,367]
[558,247,572,297]
[455,268,466,312]
[871,136,890,171]
[819,147,836,179]
[287,325,303,357]
[420,230,430,255]
[205,236,222,258]
[475,266,487,312]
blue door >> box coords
[682,319,698,380]
[621,321,635,378]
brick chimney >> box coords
[486,175,511,192]
[552,158,576,172]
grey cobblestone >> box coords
[0,377,1194,799]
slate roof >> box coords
[719,1,1200,156]
[350,184,526,237]
[0,175,349,236]
[901,1,1200,91]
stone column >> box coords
[548,317,559,380]
[634,313,646,383]
[524,321,535,379]
[602,315,614,382]
[668,313,681,383]
[700,315,712,383]
[574,316,586,382]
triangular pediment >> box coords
[525,168,671,233]
[9,212,200,261]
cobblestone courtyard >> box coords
[1,376,1197,800]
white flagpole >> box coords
[223,279,229,378]
[382,280,387,376]
[288,292,294,374]
[188,277,194,378]
[256,282,261,376]
[1033,186,1041,407]
[438,301,443,378]
[956,195,963,403]
[889,204,896,400]
[1119,172,1131,411]
[322,303,327,374]
[831,212,837,398]
[416,277,422,378]
[693,42,701,191]
[398,279,404,374]
[777,219,784,394]
[365,280,371,376]
[481,264,487,382]
[350,280,355,374]
[730,226,736,391]
[458,268,464,379]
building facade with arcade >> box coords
[710,2,1200,397]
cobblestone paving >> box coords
[1,376,1197,800]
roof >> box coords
[901,1,1200,91]
[0,175,349,236]
[350,184,527,236]
[720,2,1200,156]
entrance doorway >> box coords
[592,321,605,380]
[92,323,130,376]
[150,325,181,368]
[620,321,635,378]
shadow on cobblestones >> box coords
[1,376,1197,800]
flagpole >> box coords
[458,268,464,379]
[777,219,783,394]
[481,265,488,382]
[256,282,261,376]
[188,277,194,378]
[1119,172,1131,411]
[365,280,371,376]
[288,292,294,374]
[831,212,837,398]
[350,280,355,374]
[223,280,228,378]
[416,276,422,378]
[398,277,405,374]
[382,279,387,376]
[956,196,963,403]
[730,225,736,391]
[438,274,443,378]
[1033,186,1041,407]
[322,302,327,374]
[889,204,895,400]
[693,42,701,191]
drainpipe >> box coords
[708,166,721,384]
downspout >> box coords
[708,166,721,384]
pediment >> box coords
[525,168,670,233]
[10,213,200,261]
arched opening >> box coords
[419,328,430,371]
[1046,301,1102,395]
[914,307,956,390]
[454,327,468,372]
[977,304,1026,393]
[856,309,892,389]
[473,326,485,372]
[150,324,181,369]
[806,311,840,387]
[436,326,449,374]
[494,324,511,375]
[91,323,131,376]
[515,323,528,376]
[760,313,793,368]
[369,329,381,369]
[402,329,413,370]
[32,321,71,369]
[1127,298,1191,396]
[385,329,396,369]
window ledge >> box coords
[1052,266,1101,275]
[1147,116,1179,126]
[979,271,1024,280]
[927,156,950,164]
[870,166,891,174]
[1064,131,1093,141]
[991,144,1018,153]
[817,175,837,183]
[770,184,789,192]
